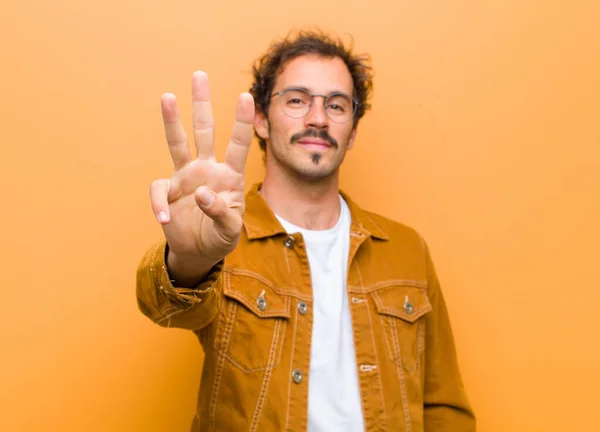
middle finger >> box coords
[191,71,215,160]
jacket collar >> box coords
[243,183,389,241]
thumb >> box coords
[194,186,242,242]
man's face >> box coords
[255,54,358,181]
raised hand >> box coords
[150,71,255,284]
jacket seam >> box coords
[224,288,290,317]
[371,291,431,323]
[363,213,389,239]
[155,305,194,326]
[348,279,428,293]
[391,317,412,431]
[355,261,386,429]
[223,316,287,372]
[283,245,293,284]
[207,274,237,432]
[223,354,269,373]
[225,266,312,301]
[417,321,425,374]
[249,318,285,431]
[379,314,397,363]
[284,302,299,431]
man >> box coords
[137,31,475,431]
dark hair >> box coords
[249,30,374,151]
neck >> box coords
[260,166,341,231]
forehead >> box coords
[273,54,354,94]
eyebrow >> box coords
[280,86,351,97]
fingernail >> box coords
[157,211,168,223]
[198,189,214,207]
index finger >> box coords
[161,93,191,170]
[224,92,255,174]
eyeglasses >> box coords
[270,87,359,124]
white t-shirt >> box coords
[275,196,364,432]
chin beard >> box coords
[291,154,341,182]
[267,137,345,181]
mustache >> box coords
[290,129,338,148]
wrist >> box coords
[166,246,221,288]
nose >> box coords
[304,96,329,130]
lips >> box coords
[290,129,338,148]
[297,139,331,148]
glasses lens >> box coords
[325,93,354,123]
[278,89,356,123]
[280,89,311,118]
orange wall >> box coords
[1,1,599,431]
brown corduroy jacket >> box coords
[136,183,475,431]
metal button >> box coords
[292,369,303,384]
[257,297,267,311]
[284,236,295,248]
[403,295,413,315]
[298,301,308,315]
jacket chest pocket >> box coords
[219,270,290,372]
[372,285,431,374]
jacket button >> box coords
[284,236,295,248]
[257,297,267,311]
[298,301,308,315]
[403,295,413,315]
[292,369,303,384]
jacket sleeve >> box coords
[422,242,476,431]
[136,240,223,330]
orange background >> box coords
[1,1,599,431]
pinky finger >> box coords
[150,179,171,224]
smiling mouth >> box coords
[291,129,338,148]
[297,139,332,149]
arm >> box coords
[423,243,476,431]
[136,240,223,330]
[135,71,254,329]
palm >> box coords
[151,71,254,262]
[166,159,245,259]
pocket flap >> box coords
[223,269,291,319]
[372,285,432,323]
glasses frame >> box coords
[270,87,359,124]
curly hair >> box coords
[249,30,374,152]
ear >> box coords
[254,110,270,140]
[347,127,358,150]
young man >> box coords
[137,31,475,431]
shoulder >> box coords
[363,208,426,247]
[342,191,428,250]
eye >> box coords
[327,103,345,112]
[282,89,310,107]
[326,94,352,114]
